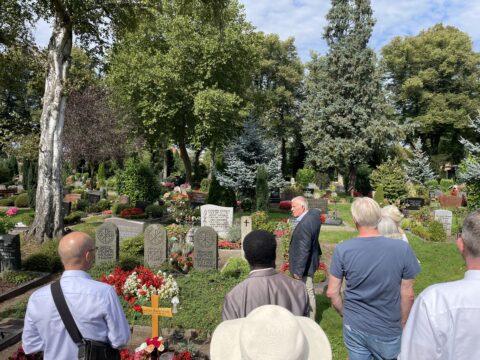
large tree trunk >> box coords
[348,165,357,197]
[27,9,72,243]
[178,141,192,184]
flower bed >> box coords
[218,240,241,249]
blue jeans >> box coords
[343,324,401,360]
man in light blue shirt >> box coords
[22,231,130,359]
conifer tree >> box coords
[302,0,399,194]
[404,138,435,184]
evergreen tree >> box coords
[255,164,269,211]
[217,119,285,195]
[302,0,399,194]
[404,138,435,184]
[458,111,480,210]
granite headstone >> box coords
[0,234,21,272]
[193,226,218,270]
[95,223,119,264]
[240,216,252,243]
[433,209,453,236]
[144,224,167,267]
[200,205,233,237]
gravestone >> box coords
[240,216,252,243]
[307,198,329,214]
[64,193,81,203]
[62,201,71,217]
[438,195,462,208]
[433,209,453,236]
[429,190,437,200]
[119,195,130,205]
[200,204,233,237]
[188,191,207,206]
[95,223,119,264]
[270,188,280,203]
[404,197,425,210]
[144,224,168,267]
[105,217,147,240]
[74,180,83,187]
[0,234,21,272]
[87,190,102,204]
[194,226,218,270]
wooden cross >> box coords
[141,294,173,338]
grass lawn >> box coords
[70,214,109,239]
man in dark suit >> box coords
[289,196,322,320]
[222,230,308,320]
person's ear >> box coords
[456,236,464,254]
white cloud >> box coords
[240,0,480,62]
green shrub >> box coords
[88,262,117,280]
[240,198,253,211]
[222,257,250,278]
[145,204,164,218]
[0,217,14,234]
[112,202,130,216]
[439,179,454,193]
[200,178,211,193]
[87,199,110,213]
[75,199,89,211]
[0,197,15,206]
[296,167,316,188]
[251,211,268,230]
[410,224,431,240]
[119,256,142,271]
[256,221,278,233]
[22,239,62,273]
[227,224,241,242]
[116,157,161,203]
[466,181,480,211]
[427,220,447,242]
[255,164,269,211]
[400,218,412,230]
[106,176,117,190]
[64,211,83,224]
[425,179,439,189]
[1,271,36,285]
[355,164,373,195]
[207,175,236,207]
[373,185,384,205]
[120,234,144,258]
[281,185,303,200]
[71,188,85,195]
[370,158,407,202]
[14,193,29,208]
[20,213,34,226]
[313,270,327,283]
[97,162,106,188]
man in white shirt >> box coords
[22,232,130,360]
[400,209,480,360]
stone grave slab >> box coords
[200,205,233,237]
[240,216,252,243]
[144,224,167,267]
[194,226,218,270]
[405,197,425,210]
[119,195,130,204]
[105,217,147,240]
[433,209,453,236]
[87,190,102,204]
[188,191,207,206]
[0,318,23,351]
[438,195,462,208]
[95,223,119,264]
[307,198,329,214]
[0,234,21,272]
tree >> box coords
[255,164,269,211]
[404,137,435,184]
[302,0,399,194]
[370,158,407,202]
[217,119,284,195]
[253,33,304,176]
[381,24,480,161]
[107,0,259,184]
[458,111,480,210]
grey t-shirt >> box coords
[330,236,421,337]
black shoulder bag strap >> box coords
[50,280,85,346]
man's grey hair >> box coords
[292,196,308,210]
[351,197,381,228]
[461,210,480,257]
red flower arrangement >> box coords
[100,267,130,295]
[8,346,42,360]
[170,251,194,273]
[218,240,241,249]
[173,352,194,360]
[278,200,292,210]
[280,261,328,273]
[320,213,327,223]
[119,207,144,219]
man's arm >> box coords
[291,219,314,278]
[21,298,44,354]
[400,278,415,327]
[326,274,343,316]
[105,287,131,348]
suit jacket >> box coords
[222,268,308,320]
[289,208,322,277]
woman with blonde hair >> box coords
[380,205,409,242]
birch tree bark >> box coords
[27,5,72,242]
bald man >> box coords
[22,232,130,359]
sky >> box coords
[34,1,480,63]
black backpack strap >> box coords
[51,280,84,346]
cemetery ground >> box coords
[0,204,466,359]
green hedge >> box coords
[14,193,29,208]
